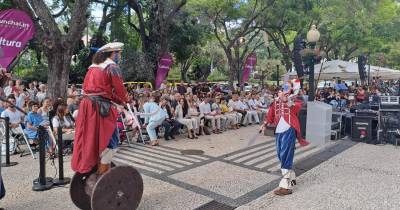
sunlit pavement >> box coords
[1,126,398,210]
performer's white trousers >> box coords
[100,148,118,164]
[279,169,296,189]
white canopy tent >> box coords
[286,60,400,80]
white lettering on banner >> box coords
[159,65,170,69]
[160,58,172,62]
[0,19,30,30]
[0,37,22,48]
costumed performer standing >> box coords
[72,42,128,178]
[260,79,309,196]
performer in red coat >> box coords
[261,79,309,196]
[72,42,128,175]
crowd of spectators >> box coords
[1,78,398,151]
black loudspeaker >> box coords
[344,114,354,136]
[358,55,367,81]
[351,116,378,144]
[298,107,307,138]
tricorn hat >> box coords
[98,42,124,53]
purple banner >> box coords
[241,52,257,84]
[155,53,173,89]
[0,9,35,70]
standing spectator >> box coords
[68,84,76,96]
[27,82,38,101]
[67,96,79,114]
[170,93,181,110]
[15,79,23,91]
[4,80,15,97]
[177,81,187,95]
[186,84,193,95]
[213,84,222,93]
[192,82,199,95]
[36,84,47,103]
[160,80,168,90]
[13,89,25,110]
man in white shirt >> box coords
[1,96,24,134]
[228,94,248,126]
[245,95,260,124]
[240,97,256,125]
[199,97,221,133]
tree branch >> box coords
[52,0,69,18]
[27,0,63,37]
[165,0,187,25]
[127,0,148,43]
[66,0,91,46]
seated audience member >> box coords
[212,97,228,131]
[162,100,182,140]
[228,94,248,126]
[245,94,260,124]
[24,101,43,144]
[145,96,168,146]
[39,97,52,126]
[0,101,5,114]
[67,96,79,114]
[52,103,75,141]
[199,97,221,134]
[175,98,198,139]
[1,96,24,134]
[188,99,204,135]
[219,98,239,129]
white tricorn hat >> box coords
[98,42,124,52]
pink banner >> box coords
[241,52,257,83]
[0,9,35,70]
[155,53,173,89]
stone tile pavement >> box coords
[1,126,398,210]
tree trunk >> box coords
[282,54,292,72]
[180,60,191,82]
[46,49,72,99]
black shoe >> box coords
[165,136,171,141]
[170,135,176,139]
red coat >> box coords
[265,98,309,146]
[72,61,128,173]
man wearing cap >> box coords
[72,42,128,177]
[260,79,309,196]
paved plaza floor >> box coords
[1,126,399,210]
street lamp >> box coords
[301,24,320,101]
